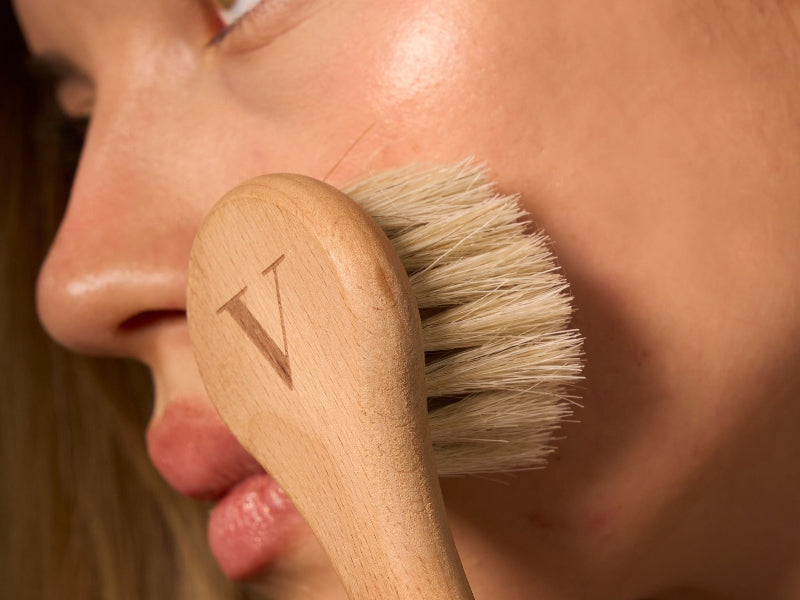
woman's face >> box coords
[14,0,800,598]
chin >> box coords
[233,531,349,600]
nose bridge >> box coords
[36,58,209,357]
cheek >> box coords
[361,4,472,124]
[214,1,528,183]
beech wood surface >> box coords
[187,174,475,599]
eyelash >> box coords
[210,0,263,44]
[216,0,263,26]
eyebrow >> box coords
[26,51,91,84]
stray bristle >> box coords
[344,161,583,475]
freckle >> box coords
[525,511,559,532]
[635,345,653,366]
[582,506,620,541]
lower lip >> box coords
[207,473,305,580]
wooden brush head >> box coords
[343,163,583,475]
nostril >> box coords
[119,309,186,332]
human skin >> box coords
[13,0,800,598]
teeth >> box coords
[344,160,584,476]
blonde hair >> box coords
[0,7,261,599]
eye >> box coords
[207,0,315,51]
[212,0,262,27]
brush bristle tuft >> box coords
[344,161,583,475]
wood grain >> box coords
[187,174,474,599]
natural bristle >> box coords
[344,161,583,476]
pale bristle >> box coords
[343,161,583,475]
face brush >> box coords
[187,162,583,599]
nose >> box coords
[36,81,208,360]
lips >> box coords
[146,401,305,579]
[208,473,305,579]
[145,401,265,499]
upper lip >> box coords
[145,401,266,501]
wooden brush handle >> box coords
[187,174,474,599]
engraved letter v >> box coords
[217,255,293,390]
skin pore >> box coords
[13,0,800,598]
